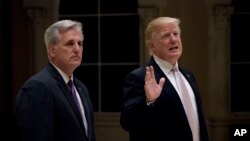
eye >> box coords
[173,32,179,37]
[78,41,83,47]
[65,41,75,47]
[65,40,83,48]
[162,33,171,38]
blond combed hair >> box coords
[145,17,181,55]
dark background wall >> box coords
[0,0,30,140]
[1,0,250,141]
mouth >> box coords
[71,56,81,60]
[169,46,178,51]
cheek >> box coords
[49,49,56,58]
[155,42,166,50]
[79,48,83,54]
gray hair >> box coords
[44,19,83,51]
[145,17,181,54]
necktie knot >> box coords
[67,79,73,89]
[172,66,179,78]
[172,65,178,72]
[67,79,76,98]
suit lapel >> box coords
[179,68,198,96]
[74,79,92,137]
[148,58,190,123]
[149,59,208,140]
[46,63,87,136]
[179,68,202,112]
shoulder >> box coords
[23,68,48,83]
[19,68,55,95]
[126,65,146,79]
[27,68,53,84]
[16,69,54,102]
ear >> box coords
[148,41,155,53]
[48,45,56,58]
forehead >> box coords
[156,23,179,33]
[59,29,83,40]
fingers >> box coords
[159,77,166,87]
[145,66,154,83]
[145,66,165,86]
[145,66,151,83]
[149,66,155,79]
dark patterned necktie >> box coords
[67,79,88,135]
[67,79,81,113]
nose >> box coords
[170,33,176,39]
[169,34,177,43]
[73,43,82,51]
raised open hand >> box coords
[144,66,165,102]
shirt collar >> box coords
[153,55,179,74]
[50,62,73,84]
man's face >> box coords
[50,29,83,73]
[150,23,182,65]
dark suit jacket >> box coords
[120,57,209,141]
[16,63,95,141]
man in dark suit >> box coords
[16,19,95,141]
[120,17,209,141]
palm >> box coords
[144,66,165,102]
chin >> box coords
[71,62,81,68]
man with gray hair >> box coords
[16,19,96,141]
